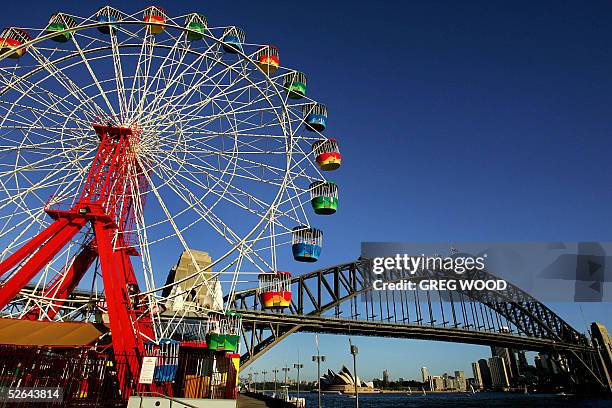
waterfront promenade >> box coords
[237,394,266,408]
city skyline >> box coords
[242,334,568,383]
[244,341,573,391]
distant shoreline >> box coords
[314,389,468,395]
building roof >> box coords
[0,319,107,347]
[320,365,369,388]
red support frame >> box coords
[0,218,69,278]
[0,123,154,396]
[25,240,98,320]
[0,218,86,308]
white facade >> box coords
[472,362,483,389]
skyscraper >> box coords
[472,362,483,389]
[537,353,560,375]
[421,367,430,384]
[382,369,390,384]
[454,370,466,391]
[431,376,444,391]
[491,345,519,381]
[478,359,492,388]
[517,350,529,373]
[488,356,510,390]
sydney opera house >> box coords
[319,366,375,393]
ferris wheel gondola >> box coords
[185,13,208,40]
[303,103,328,132]
[256,45,280,75]
[312,138,342,170]
[222,26,245,53]
[46,13,77,42]
[310,181,338,215]
[292,226,323,262]
[95,6,122,34]
[143,6,167,34]
[257,271,292,309]
[284,70,307,99]
[0,27,31,58]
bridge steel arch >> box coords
[228,258,611,392]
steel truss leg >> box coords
[117,248,155,341]
[0,218,70,278]
[26,240,98,320]
[93,221,145,395]
[0,218,86,310]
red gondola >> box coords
[258,271,291,308]
[144,6,167,35]
[0,28,31,59]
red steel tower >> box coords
[0,123,155,393]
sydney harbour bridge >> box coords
[14,257,612,394]
[228,258,612,393]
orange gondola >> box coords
[256,45,279,74]
[258,271,292,309]
[144,6,167,35]
[0,28,31,59]
[312,138,341,171]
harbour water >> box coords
[286,392,612,407]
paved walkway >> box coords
[237,394,267,408]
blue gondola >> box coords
[303,103,327,132]
[96,6,121,34]
[222,27,245,54]
[291,226,322,262]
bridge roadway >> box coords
[233,309,593,353]
[15,282,590,354]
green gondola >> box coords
[310,181,338,215]
[284,71,307,99]
[46,13,77,43]
[185,13,208,40]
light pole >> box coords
[282,365,291,386]
[262,370,268,394]
[272,368,280,395]
[294,362,304,400]
[312,337,326,408]
[253,372,259,393]
[349,338,359,408]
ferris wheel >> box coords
[0,6,342,358]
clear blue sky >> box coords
[3,0,612,381]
